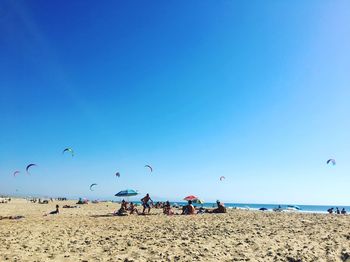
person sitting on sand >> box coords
[327,208,334,214]
[0,215,25,220]
[50,205,60,214]
[76,198,88,204]
[141,193,153,214]
[197,207,206,214]
[115,206,128,216]
[341,208,347,215]
[163,201,174,215]
[121,199,128,210]
[129,202,139,215]
[113,200,129,216]
[182,200,195,215]
[63,205,78,208]
[209,200,227,214]
[44,205,59,216]
[336,207,340,214]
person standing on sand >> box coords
[141,193,153,214]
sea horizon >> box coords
[2,194,348,214]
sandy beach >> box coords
[0,199,349,261]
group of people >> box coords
[28,198,54,203]
[181,200,227,215]
[0,215,24,220]
[0,198,11,204]
[327,207,347,214]
[76,198,88,204]
[114,193,153,216]
[113,194,227,216]
[1,194,227,219]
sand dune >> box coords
[1,199,350,261]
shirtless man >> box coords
[141,193,153,214]
[210,201,227,213]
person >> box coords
[341,208,347,215]
[76,198,88,204]
[0,215,24,220]
[163,201,174,215]
[336,207,340,214]
[182,200,195,215]
[63,205,78,208]
[197,207,206,214]
[44,205,59,216]
[141,193,153,214]
[210,200,227,214]
[327,207,334,214]
[129,202,139,215]
[114,202,128,216]
[121,199,128,210]
[50,205,60,215]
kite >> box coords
[13,171,20,177]
[90,183,97,191]
[26,164,37,174]
[145,165,153,172]
[63,148,74,157]
[115,172,120,178]
[219,176,225,181]
[327,159,336,166]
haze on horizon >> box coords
[1,1,350,205]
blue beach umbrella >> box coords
[115,189,138,197]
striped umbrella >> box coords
[193,199,204,204]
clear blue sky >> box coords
[1,1,350,205]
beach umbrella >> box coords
[115,189,138,202]
[115,189,138,197]
[183,195,198,201]
[193,198,204,207]
[193,199,204,204]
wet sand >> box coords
[1,199,350,261]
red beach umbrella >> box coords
[184,195,198,201]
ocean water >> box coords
[129,201,350,214]
[12,194,349,214]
